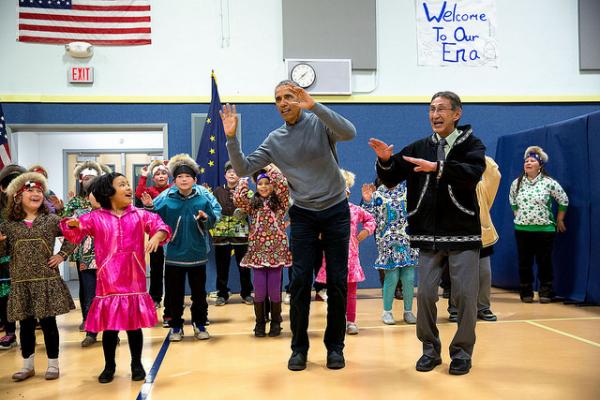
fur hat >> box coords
[100,163,112,175]
[167,153,200,177]
[6,172,48,199]
[340,169,356,189]
[524,146,548,164]
[147,159,169,177]
[0,164,26,188]
[73,161,102,180]
[28,164,48,178]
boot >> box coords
[253,302,266,337]
[268,302,282,337]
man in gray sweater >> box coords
[220,80,356,371]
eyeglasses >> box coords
[429,106,453,114]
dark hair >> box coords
[250,169,281,212]
[274,79,299,93]
[92,172,124,210]
[431,91,462,110]
[7,193,50,221]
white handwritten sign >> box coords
[416,0,498,67]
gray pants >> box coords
[417,249,479,361]
[448,255,492,313]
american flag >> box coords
[18,0,151,46]
[0,104,12,170]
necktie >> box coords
[437,138,447,161]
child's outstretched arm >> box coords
[356,207,376,242]
[233,178,253,215]
[267,167,289,209]
[146,230,169,253]
[60,216,93,245]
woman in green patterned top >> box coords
[509,146,568,303]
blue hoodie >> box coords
[151,185,221,267]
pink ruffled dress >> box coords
[61,205,171,332]
[316,203,376,283]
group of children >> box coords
[0,153,419,384]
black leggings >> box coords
[102,329,143,368]
[20,316,59,359]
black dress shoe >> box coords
[98,367,116,384]
[326,350,345,370]
[287,352,307,371]
[448,311,458,322]
[415,355,442,372]
[131,364,146,381]
[449,358,472,375]
[477,309,497,321]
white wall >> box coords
[14,130,163,200]
[0,0,598,98]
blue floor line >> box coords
[136,333,171,400]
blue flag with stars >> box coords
[196,72,228,189]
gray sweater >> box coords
[226,103,356,211]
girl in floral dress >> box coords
[61,173,171,384]
[362,180,419,325]
[315,169,376,335]
[234,165,291,337]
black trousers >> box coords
[102,329,143,368]
[288,200,350,354]
[149,246,165,303]
[20,316,59,359]
[214,244,253,299]
[285,239,326,293]
[515,230,556,297]
[165,265,208,328]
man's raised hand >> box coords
[368,138,394,162]
[219,104,238,139]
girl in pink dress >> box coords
[61,173,171,384]
[233,165,291,337]
[316,169,375,335]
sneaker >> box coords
[315,289,328,302]
[346,322,359,335]
[169,327,184,342]
[539,296,552,304]
[162,317,171,328]
[477,309,497,321]
[242,295,254,305]
[403,311,417,324]
[0,334,18,350]
[382,311,396,325]
[283,293,291,305]
[193,324,210,340]
[215,297,227,306]
[81,335,97,348]
[154,301,161,309]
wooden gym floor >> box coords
[0,288,599,400]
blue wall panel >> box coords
[3,102,599,292]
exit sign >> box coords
[68,66,94,83]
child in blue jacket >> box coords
[142,154,221,341]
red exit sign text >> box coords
[68,67,94,83]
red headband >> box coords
[16,180,44,197]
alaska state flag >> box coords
[196,72,228,189]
